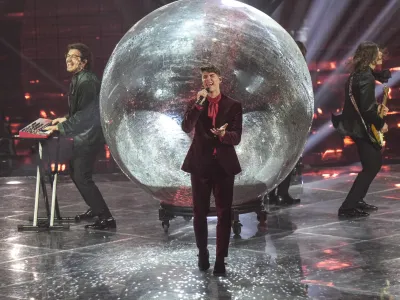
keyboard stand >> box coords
[14,135,71,231]
[33,135,76,224]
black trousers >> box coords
[341,138,382,209]
[268,171,292,198]
[70,145,112,218]
[191,162,234,259]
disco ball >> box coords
[100,0,313,206]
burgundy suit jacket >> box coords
[181,94,242,176]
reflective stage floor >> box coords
[1,165,400,299]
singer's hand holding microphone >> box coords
[195,88,210,106]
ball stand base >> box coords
[159,199,267,235]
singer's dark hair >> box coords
[200,64,221,76]
[66,43,93,70]
[350,41,380,72]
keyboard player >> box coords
[44,43,115,230]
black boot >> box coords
[338,207,369,218]
[75,209,94,222]
[85,217,116,230]
[356,200,378,211]
[213,258,226,277]
[197,249,210,271]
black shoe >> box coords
[282,194,301,205]
[356,200,378,211]
[197,249,210,271]
[213,259,226,277]
[338,207,369,218]
[274,195,301,206]
[75,209,94,222]
[85,217,116,230]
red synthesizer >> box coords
[19,118,53,139]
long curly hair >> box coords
[351,41,379,72]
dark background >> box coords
[1,0,400,175]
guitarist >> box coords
[333,41,389,218]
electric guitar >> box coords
[370,85,389,147]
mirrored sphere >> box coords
[100,0,313,206]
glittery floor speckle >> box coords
[1,165,400,299]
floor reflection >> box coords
[1,165,400,298]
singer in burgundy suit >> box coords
[181,65,242,276]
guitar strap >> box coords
[348,75,379,144]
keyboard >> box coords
[19,118,53,139]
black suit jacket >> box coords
[181,94,242,176]
[333,68,384,141]
[58,70,105,148]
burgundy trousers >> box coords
[190,162,235,258]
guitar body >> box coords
[369,86,389,148]
[370,124,384,147]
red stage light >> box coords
[40,110,47,118]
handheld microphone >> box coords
[199,87,210,102]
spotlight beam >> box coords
[314,0,372,62]
[0,38,67,92]
[304,121,335,153]
[305,0,351,62]
[375,71,400,98]
[314,0,399,106]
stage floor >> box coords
[1,165,400,299]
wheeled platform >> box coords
[159,198,267,235]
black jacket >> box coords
[181,94,242,176]
[332,68,384,141]
[58,70,105,148]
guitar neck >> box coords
[379,89,389,118]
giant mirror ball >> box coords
[100,0,314,207]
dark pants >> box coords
[269,171,292,198]
[191,162,234,259]
[341,138,382,209]
[70,145,112,218]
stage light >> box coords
[344,137,354,146]
[6,181,22,185]
[39,110,47,118]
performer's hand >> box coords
[43,125,59,133]
[195,89,209,106]
[211,123,228,137]
[381,123,389,133]
[51,117,67,125]
[378,104,389,116]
